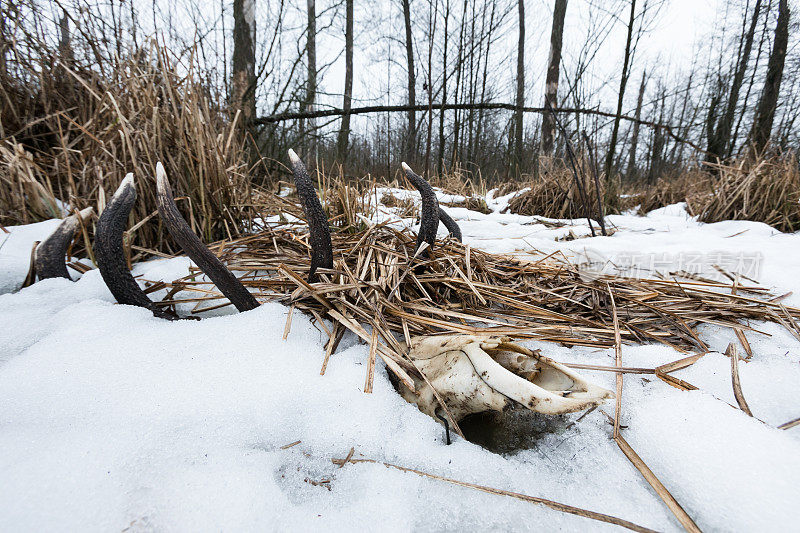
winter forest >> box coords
[1,0,799,531]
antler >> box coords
[288,149,333,281]
[94,166,260,319]
[155,163,259,312]
[438,207,462,242]
[94,174,177,320]
[34,206,94,280]
[400,162,439,252]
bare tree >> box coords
[626,69,648,179]
[514,0,525,175]
[58,11,73,62]
[604,0,636,181]
[437,0,450,171]
[424,0,439,176]
[541,0,567,155]
[304,0,317,157]
[451,0,468,164]
[336,0,354,165]
[232,0,256,128]
[707,0,762,162]
[748,0,790,157]
[403,0,417,163]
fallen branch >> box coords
[253,103,704,152]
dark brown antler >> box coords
[438,207,462,242]
[34,207,94,280]
[401,162,440,252]
[288,149,333,281]
[93,174,177,320]
[155,163,259,312]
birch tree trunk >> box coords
[232,0,256,127]
[541,0,567,155]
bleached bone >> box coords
[399,334,613,422]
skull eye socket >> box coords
[530,365,578,392]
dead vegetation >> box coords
[504,159,606,221]
[151,220,800,363]
[697,154,800,231]
[0,42,255,258]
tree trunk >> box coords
[541,0,567,155]
[304,0,317,158]
[336,0,354,165]
[402,0,417,164]
[437,0,450,172]
[58,11,73,62]
[466,2,478,164]
[732,8,771,155]
[474,0,496,168]
[707,0,762,162]
[514,0,525,176]
[604,0,636,181]
[232,0,256,127]
[748,0,789,157]
[425,0,439,177]
[626,70,647,180]
[647,90,666,184]
[451,0,467,165]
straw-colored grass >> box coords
[618,170,712,215]
[150,219,800,382]
[697,154,800,232]
[504,161,605,221]
[0,42,254,258]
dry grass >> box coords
[619,170,712,215]
[152,220,800,366]
[505,159,605,221]
[0,41,254,257]
[697,154,800,232]
[441,196,492,214]
[429,162,488,198]
[379,192,418,217]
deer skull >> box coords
[399,334,614,422]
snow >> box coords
[1,200,799,531]
[0,219,63,294]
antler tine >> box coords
[438,207,462,242]
[401,162,440,252]
[94,174,177,320]
[155,162,259,312]
[34,206,94,280]
[288,149,333,281]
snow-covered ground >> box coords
[1,194,799,531]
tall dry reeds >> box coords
[619,169,712,215]
[697,154,800,232]
[0,41,254,257]
[504,157,607,222]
